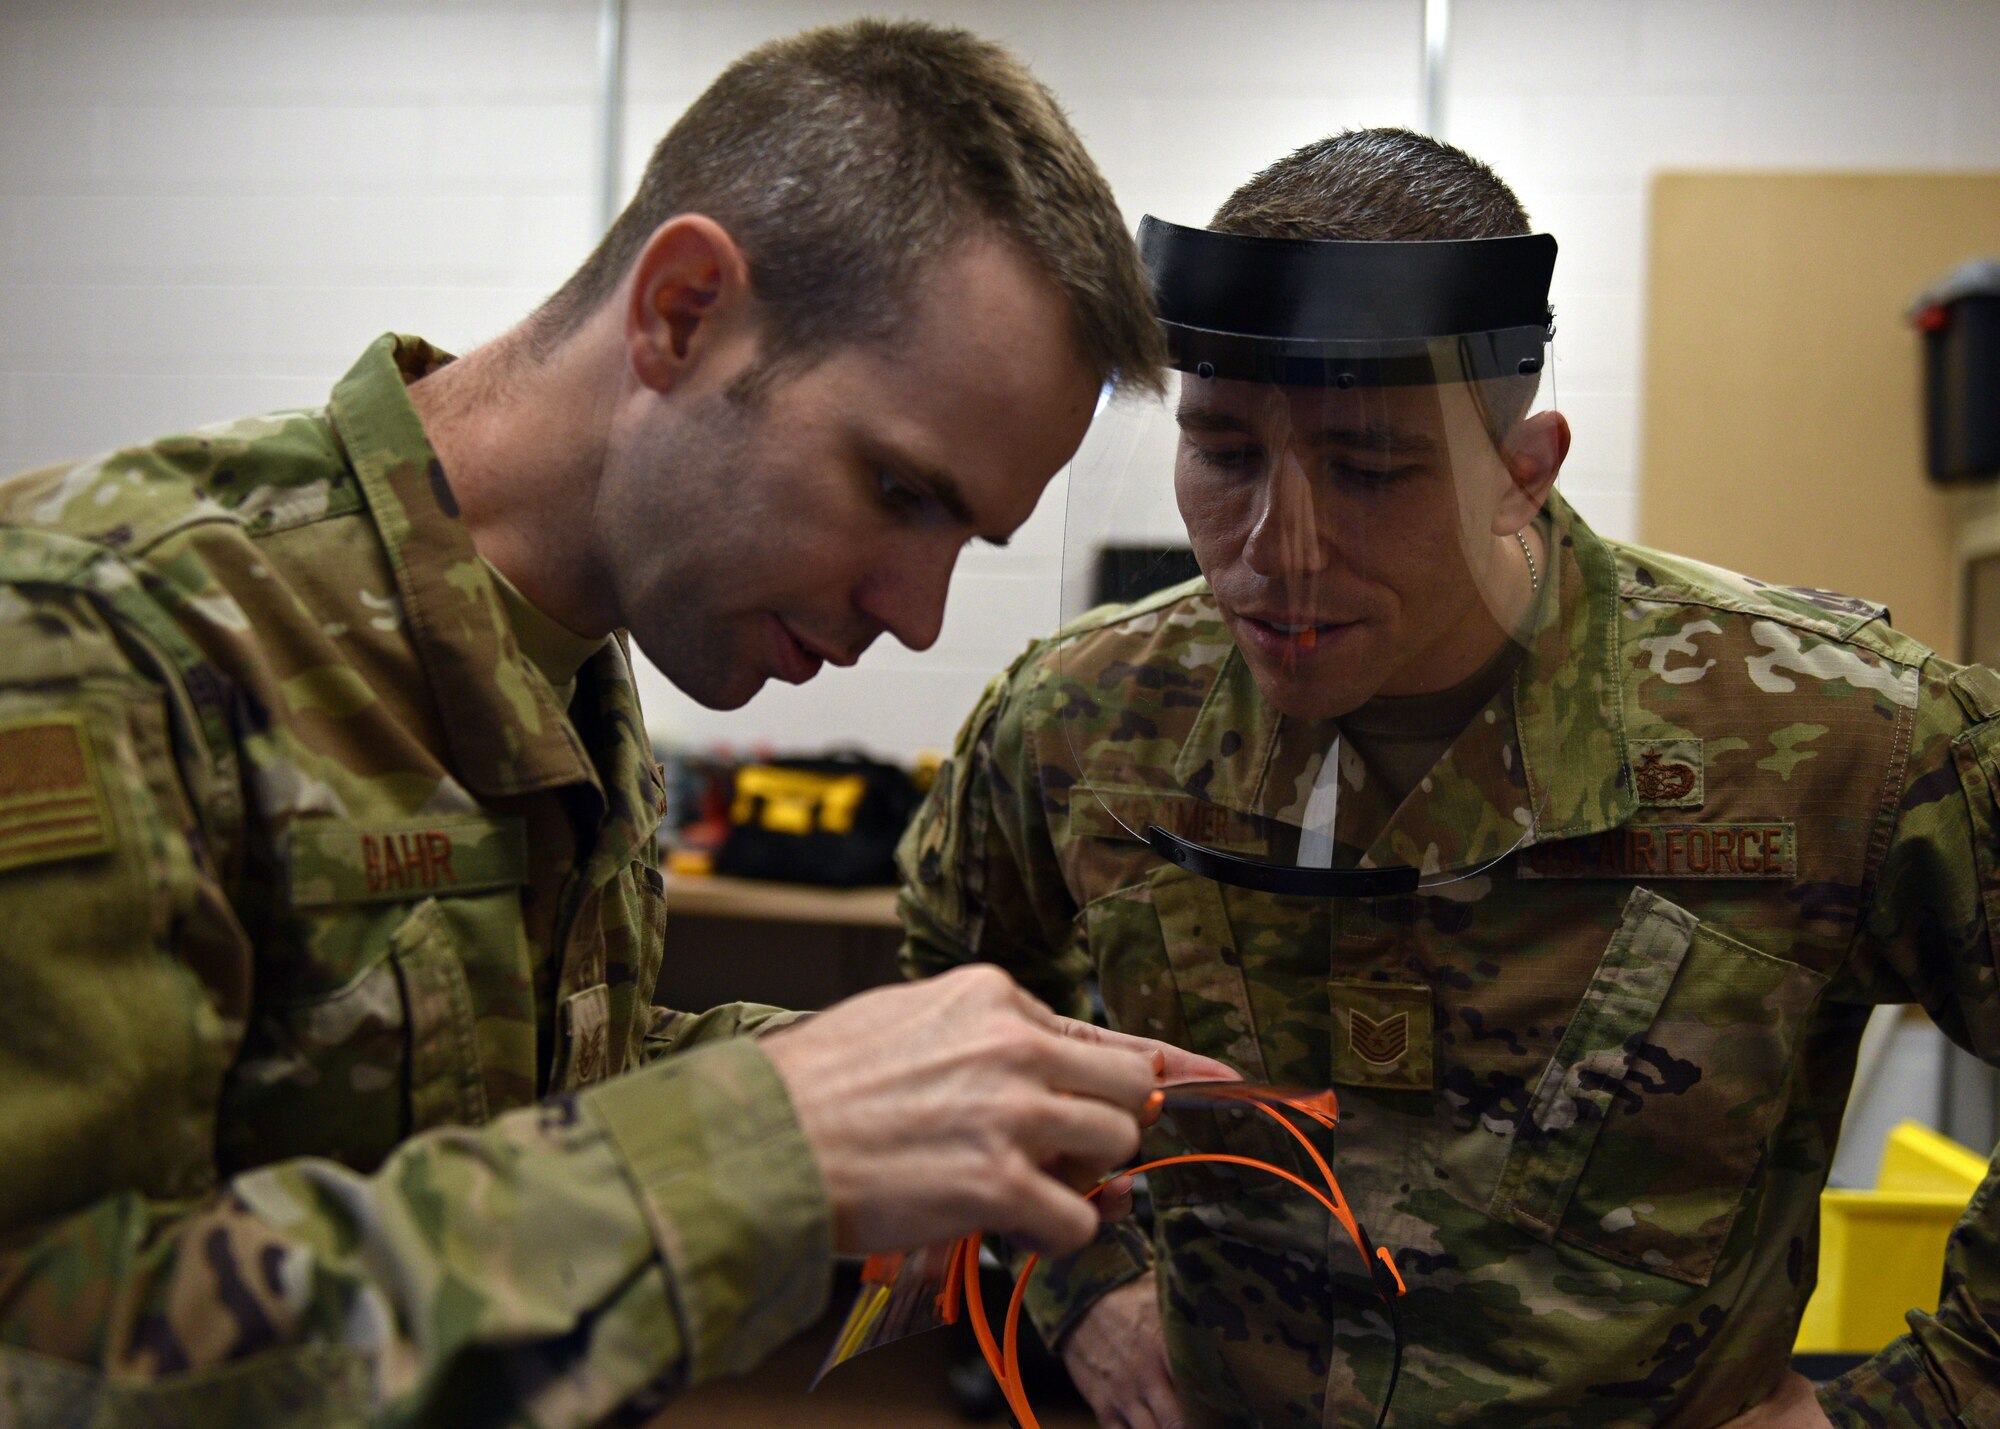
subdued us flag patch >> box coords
[0,714,115,872]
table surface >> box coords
[663,870,903,928]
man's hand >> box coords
[1047,1014,1238,1091]
[1715,1372,1833,1428]
[762,964,1234,1257]
[1061,1273,1183,1429]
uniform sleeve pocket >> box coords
[1489,886,1826,1285]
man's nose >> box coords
[858,539,958,653]
[1242,450,1329,579]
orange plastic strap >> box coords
[1251,1100,1375,1273]
[958,1093,1401,1429]
[935,1236,965,1325]
[980,1154,1355,1429]
[961,1234,1037,1427]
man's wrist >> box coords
[1023,1216,1154,1349]
[584,1037,834,1383]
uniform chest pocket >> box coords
[217,817,528,1175]
[1487,886,1827,1285]
[1083,865,1342,1203]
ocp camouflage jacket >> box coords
[0,336,827,1427]
[899,492,2000,1427]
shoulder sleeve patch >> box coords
[0,714,114,872]
[1948,665,2000,723]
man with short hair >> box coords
[0,21,1230,1426]
[899,127,2000,1427]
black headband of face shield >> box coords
[1138,216,1557,386]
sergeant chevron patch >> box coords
[1329,978,1433,1091]
[0,714,114,873]
[1349,1010,1410,1067]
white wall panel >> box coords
[1633,0,1857,92]
[93,104,436,195]
[1546,388,1638,501]
[10,373,217,468]
[1449,0,1643,88]
[1567,485,1638,544]
[429,103,600,192]
[0,284,99,365]
[4,0,1997,757]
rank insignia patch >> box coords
[1629,738,1703,808]
[1349,1010,1410,1068]
[559,983,612,1091]
[1329,979,1433,1091]
[0,715,114,873]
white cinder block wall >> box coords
[6,0,2000,760]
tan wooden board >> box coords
[1640,171,2000,655]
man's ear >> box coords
[1493,410,1570,534]
[625,214,755,394]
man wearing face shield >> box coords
[899,128,2000,1428]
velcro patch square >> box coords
[0,714,114,873]
[1629,738,1703,808]
[1329,978,1434,1091]
[558,983,613,1091]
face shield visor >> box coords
[1060,218,1562,897]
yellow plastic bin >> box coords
[1795,1121,1988,1354]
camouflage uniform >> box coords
[0,336,828,1426]
[900,493,2000,1427]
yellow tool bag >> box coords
[715,755,920,886]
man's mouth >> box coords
[773,618,867,682]
[1232,611,1360,661]
[1241,610,1353,634]
[771,617,825,683]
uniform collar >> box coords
[329,334,597,798]
[1166,491,1634,872]
[1513,492,1635,845]
[571,632,670,881]
[483,556,607,700]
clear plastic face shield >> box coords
[1060,218,1562,897]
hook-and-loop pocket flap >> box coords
[390,898,490,1133]
[1490,887,1699,1241]
[1489,886,1826,1285]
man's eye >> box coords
[876,470,923,513]
[1331,461,1420,487]
[1186,443,1260,473]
